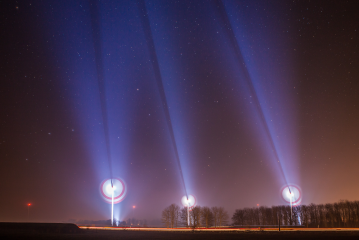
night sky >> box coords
[1,0,358,223]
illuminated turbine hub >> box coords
[100,178,127,204]
[286,190,294,199]
[181,194,196,210]
[106,185,116,194]
[281,185,302,206]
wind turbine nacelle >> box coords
[181,194,196,210]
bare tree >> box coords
[258,206,266,225]
[333,202,342,227]
[301,205,310,227]
[263,206,272,225]
[309,203,319,227]
[254,207,260,225]
[191,206,202,228]
[249,208,255,225]
[345,200,354,227]
[272,206,279,226]
[162,204,180,228]
[179,207,190,227]
[282,205,290,226]
[232,209,244,226]
[339,201,347,227]
[201,207,214,228]
[169,204,180,228]
[325,203,334,227]
[161,207,170,228]
[212,207,219,228]
[217,207,229,226]
[354,201,359,227]
[317,204,325,227]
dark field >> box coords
[2,229,359,240]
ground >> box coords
[2,230,359,240]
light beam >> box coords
[138,0,188,198]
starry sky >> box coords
[1,0,358,223]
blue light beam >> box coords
[138,0,188,198]
[89,0,113,183]
[216,0,289,187]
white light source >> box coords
[100,178,127,204]
[181,195,196,209]
[106,185,117,194]
[281,185,302,206]
[286,190,294,199]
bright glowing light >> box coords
[106,185,116,194]
[281,185,302,206]
[286,190,294,199]
[100,178,127,204]
[133,206,136,209]
[181,194,196,210]
[27,203,31,206]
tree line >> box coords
[232,200,359,228]
[162,204,229,228]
